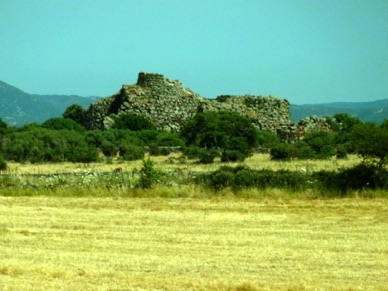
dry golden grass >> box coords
[5,153,362,175]
[0,196,387,290]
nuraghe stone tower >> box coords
[85,72,291,130]
[84,72,331,141]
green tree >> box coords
[332,113,362,133]
[63,104,86,126]
[112,113,155,131]
[42,117,85,132]
[256,130,281,150]
[350,122,388,167]
[303,131,336,159]
[380,119,388,130]
[180,111,259,163]
[0,118,7,136]
[63,130,100,163]
[0,155,6,170]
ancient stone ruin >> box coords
[83,72,331,142]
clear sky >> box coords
[1,0,387,104]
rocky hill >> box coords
[0,80,98,126]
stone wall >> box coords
[84,72,331,142]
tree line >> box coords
[0,104,387,171]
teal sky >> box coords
[1,0,387,104]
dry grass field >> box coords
[4,153,362,175]
[1,196,387,290]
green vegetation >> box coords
[180,111,259,163]
[0,109,388,196]
[112,113,155,131]
[138,158,160,189]
[62,103,86,126]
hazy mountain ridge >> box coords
[290,99,388,123]
[0,79,387,126]
[0,80,99,126]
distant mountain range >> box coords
[290,99,388,123]
[0,79,387,126]
[0,80,99,126]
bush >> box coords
[256,130,281,149]
[42,118,85,132]
[148,144,171,156]
[138,158,160,189]
[313,163,388,193]
[196,165,309,192]
[221,150,246,162]
[112,113,155,131]
[100,141,118,157]
[63,104,86,126]
[183,146,203,159]
[270,144,289,160]
[119,143,145,161]
[0,155,7,171]
[66,144,100,163]
[198,148,219,164]
[180,111,259,163]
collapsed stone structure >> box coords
[84,72,331,142]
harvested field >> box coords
[0,196,387,290]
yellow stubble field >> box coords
[0,196,387,290]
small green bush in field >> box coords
[138,158,160,189]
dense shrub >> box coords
[118,143,144,161]
[221,150,246,162]
[112,113,155,131]
[148,144,172,156]
[2,129,99,163]
[198,148,219,164]
[303,131,336,159]
[0,118,7,136]
[138,158,160,189]
[0,155,7,171]
[256,130,281,149]
[350,122,388,167]
[270,144,289,160]
[183,146,203,159]
[42,117,85,132]
[196,166,309,192]
[63,104,86,126]
[100,141,118,157]
[66,144,100,163]
[196,162,388,194]
[181,111,259,163]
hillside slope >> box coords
[0,80,99,126]
[290,99,388,123]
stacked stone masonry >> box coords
[84,72,331,142]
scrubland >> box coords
[1,154,387,290]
